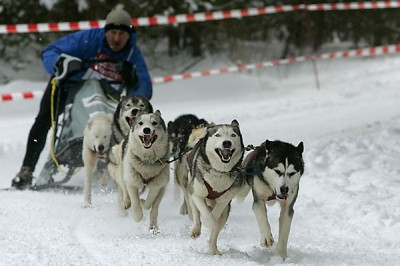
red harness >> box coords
[204,180,232,200]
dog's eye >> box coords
[138,122,143,125]
[274,170,282,176]
[152,122,158,126]
[215,134,221,137]
[288,172,296,177]
[231,133,236,137]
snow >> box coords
[1,55,400,265]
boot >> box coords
[11,166,33,189]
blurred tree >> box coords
[1,0,400,74]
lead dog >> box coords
[187,120,245,255]
[237,139,304,259]
[82,112,113,207]
[111,111,170,232]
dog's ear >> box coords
[155,110,162,116]
[147,100,154,113]
[206,122,216,128]
[198,119,207,125]
[264,139,273,154]
[296,142,304,154]
[231,119,239,127]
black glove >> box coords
[54,53,82,80]
[116,61,138,87]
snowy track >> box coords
[1,56,400,265]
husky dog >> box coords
[187,120,245,255]
[111,95,153,147]
[237,139,304,259]
[174,124,212,218]
[168,114,208,216]
[168,114,207,159]
[106,95,153,197]
[82,112,113,207]
[112,111,170,232]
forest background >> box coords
[1,0,400,83]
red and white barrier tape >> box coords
[1,1,400,34]
[152,44,400,83]
[2,44,399,103]
[1,90,44,102]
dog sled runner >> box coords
[32,78,119,190]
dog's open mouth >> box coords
[93,146,107,159]
[215,148,235,163]
[95,152,107,160]
[140,130,158,149]
[276,194,288,201]
[125,109,139,127]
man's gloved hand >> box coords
[116,61,138,87]
[54,53,82,80]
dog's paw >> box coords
[82,202,92,208]
[276,244,288,259]
[209,246,222,256]
[191,226,201,239]
[122,198,131,209]
[149,225,160,235]
[260,233,275,247]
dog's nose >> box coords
[222,140,232,148]
[280,186,289,195]
[132,109,138,116]
[98,144,104,152]
[143,127,151,134]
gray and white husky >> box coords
[110,110,170,233]
[187,120,245,255]
[237,139,304,259]
[111,95,153,148]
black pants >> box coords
[22,78,69,171]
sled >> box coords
[32,78,119,190]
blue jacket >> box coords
[42,28,152,99]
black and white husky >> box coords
[187,120,245,255]
[167,114,208,216]
[110,110,170,233]
[237,139,304,259]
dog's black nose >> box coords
[222,140,232,148]
[98,144,104,152]
[143,127,151,134]
[280,186,289,195]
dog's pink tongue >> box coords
[96,152,106,159]
[143,134,152,147]
[277,195,288,200]
[128,116,136,126]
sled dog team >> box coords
[82,95,305,259]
